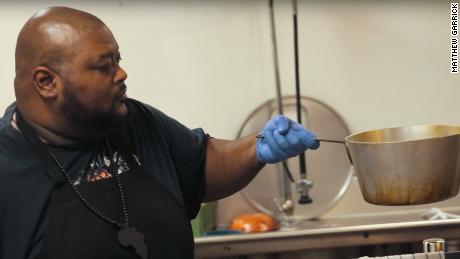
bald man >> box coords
[0,6,319,259]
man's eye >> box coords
[97,63,112,72]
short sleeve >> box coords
[128,100,208,219]
[162,125,208,220]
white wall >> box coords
[1,0,458,140]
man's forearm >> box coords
[202,115,319,202]
[203,134,265,202]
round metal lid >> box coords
[237,96,353,220]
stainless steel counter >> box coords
[195,211,460,258]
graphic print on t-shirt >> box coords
[71,149,130,186]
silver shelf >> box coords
[195,212,460,257]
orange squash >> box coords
[229,213,278,233]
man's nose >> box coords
[114,64,128,84]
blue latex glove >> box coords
[256,115,319,164]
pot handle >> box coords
[344,144,354,165]
[315,138,354,165]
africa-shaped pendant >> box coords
[118,225,148,259]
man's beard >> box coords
[60,86,127,131]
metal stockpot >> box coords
[344,125,460,205]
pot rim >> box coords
[345,124,460,145]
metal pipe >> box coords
[269,0,283,116]
[291,0,311,204]
[269,0,294,217]
[269,0,294,183]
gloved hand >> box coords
[256,115,319,164]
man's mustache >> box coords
[119,84,127,95]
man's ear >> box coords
[32,66,59,98]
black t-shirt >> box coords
[0,99,207,259]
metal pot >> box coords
[344,125,460,205]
